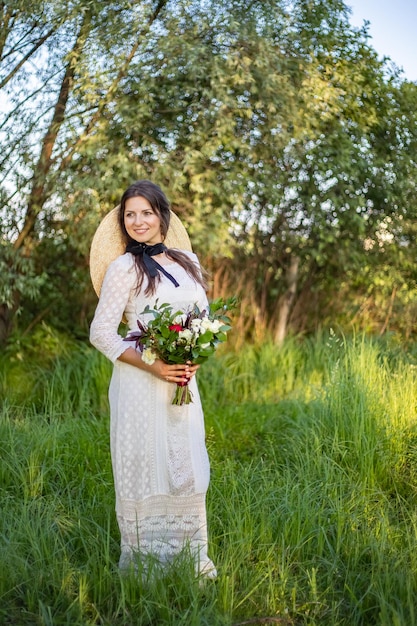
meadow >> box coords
[1,329,417,625]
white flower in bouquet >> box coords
[201,318,223,333]
[142,348,157,365]
[178,328,193,343]
[190,318,203,333]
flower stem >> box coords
[172,382,193,405]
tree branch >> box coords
[0,28,54,89]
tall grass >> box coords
[1,331,417,624]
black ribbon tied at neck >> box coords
[126,241,179,288]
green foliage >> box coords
[2,334,417,623]
[2,0,417,346]
[0,241,46,309]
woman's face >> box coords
[124,196,162,245]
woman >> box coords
[90,180,216,579]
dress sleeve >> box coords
[90,255,136,363]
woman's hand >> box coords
[150,359,200,383]
[118,348,200,383]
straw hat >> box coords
[90,206,192,296]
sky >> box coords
[347,0,417,82]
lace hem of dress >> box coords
[115,493,207,520]
[117,512,216,579]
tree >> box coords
[208,1,417,342]
[0,0,170,344]
[2,0,417,348]
[2,0,300,344]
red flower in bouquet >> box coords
[124,298,236,405]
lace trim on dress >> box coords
[116,493,206,520]
[117,494,210,567]
[118,512,216,578]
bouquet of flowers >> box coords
[124,297,236,405]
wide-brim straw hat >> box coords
[90,206,192,297]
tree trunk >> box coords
[274,255,300,346]
[0,296,19,347]
[0,304,11,347]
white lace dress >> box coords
[90,251,216,577]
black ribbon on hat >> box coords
[126,241,179,288]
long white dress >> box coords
[90,251,216,576]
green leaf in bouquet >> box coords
[192,352,209,363]
[199,348,213,358]
[198,330,214,344]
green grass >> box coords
[1,331,417,624]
